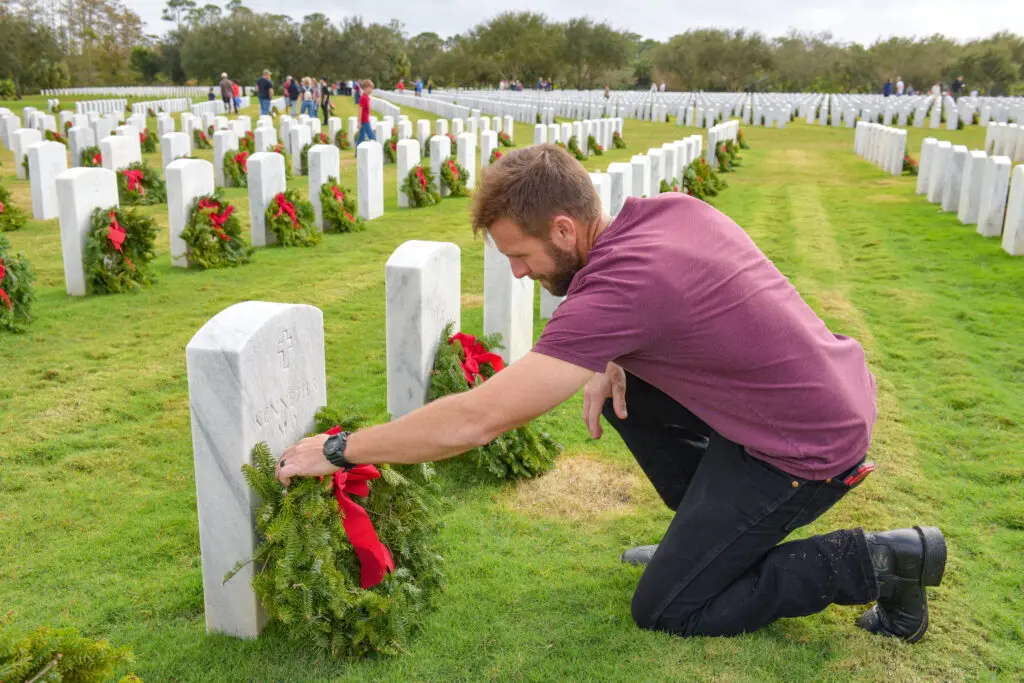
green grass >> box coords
[1,95,1022,681]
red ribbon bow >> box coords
[0,201,4,214]
[325,425,396,589]
[415,167,427,191]
[92,153,102,165]
[233,152,248,171]
[0,257,11,311]
[273,193,299,228]
[199,198,234,239]
[107,211,134,269]
[449,332,504,386]
[344,211,355,223]
[447,160,459,181]
[331,186,344,203]
[123,169,145,194]
[139,132,146,143]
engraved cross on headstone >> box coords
[278,329,293,369]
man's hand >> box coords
[581,362,627,439]
[276,433,337,487]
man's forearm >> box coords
[344,392,493,466]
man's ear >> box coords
[550,215,578,250]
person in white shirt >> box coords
[896,78,905,96]
[659,82,666,92]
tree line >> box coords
[1,0,1022,98]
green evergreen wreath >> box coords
[400,165,440,208]
[737,129,750,150]
[682,163,708,200]
[567,136,588,161]
[179,192,253,268]
[83,205,158,294]
[488,148,503,164]
[439,158,470,197]
[224,150,249,187]
[300,142,312,175]
[117,161,166,206]
[0,234,35,332]
[383,131,398,164]
[44,129,68,146]
[313,131,330,146]
[497,131,514,147]
[80,145,102,167]
[21,155,28,181]
[335,128,351,150]
[0,183,27,232]
[445,132,458,158]
[660,178,681,194]
[226,413,444,659]
[612,130,627,149]
[0,612,137,682]
[139,129,157,153]
[264,189,320,247]
[715,142,732,172]
[587,134,604,156]
[319,179,364,232]
[238,130,255,153]
[724,140,742,166]
[192,128,212,149]
[428,323,561,481]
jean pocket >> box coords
[782,482,849,532]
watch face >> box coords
[325,434,344,457]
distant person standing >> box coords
[231,81,241,114]
[353,80,361,106]
[415,78,423,97]
[208,87,216,101]
[355,79,376,148]
[257,69,274,116]
[219,72,233,111]
[320,76,331,125]
[427,79,433,95]
[287,76,300,115]
[300,77,315,117]
[951,75,965,100]
[659,81,666,92]
[882,79,893,97]
[397,78,405,93]
[930,82,941,96]
[604,84,610,99]
[896,77,905,96]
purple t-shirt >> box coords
[533,194,877,480]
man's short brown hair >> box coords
[471,144,601,238]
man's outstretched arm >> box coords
[277,352,593,486]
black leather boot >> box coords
[620,544,659,566]
[856,526,946,643]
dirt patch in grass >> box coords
[461,294,484,308]
[865,193,910,203]
[506,454,656,521]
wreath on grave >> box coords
[0,612,137,681]
[224,150,249,187]
[147,108,156,118]
[319,178,364,232]
[428,323,561,481]
[0,234,35,333]
[400,165,440,208]
[489,148,503,164]
[335,128,352,150]
[587,135,604,156]
[0,184,27,232]
[446,132,458,158]
[238,130,256,153]
[682,163,707,200]
[269,142,292,178]
[300,142,313,175]
[179,192,253,269]
[972,111,980,125]
[737,129,749,150]
[44,129,68,146]
[497,131,513,148]
[566,136,587,162]
[193,128,212,149]
[313,131,330,146]
[384,131,398,164]
[63,120,72,133]
[226,414,444,659]
[207,124,216,137]
[725,140,742,166]
[83,206,158,294]
[81,146,102,167]
[612,131,627,149]
[715,143,733,172]
[117,161,166,206]
[660,178,680,194]
[903,154,919,176]
[440,158,470,197]
[264,190,320,247]
[21,155,29,181]
[139,129,157,153]
[957,118,965,130]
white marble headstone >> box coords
[483,238,535,364]
[166,159,215,267]
[977,156,1012,238]
[357,141,384,221]
[397,139,421,208]
[941,145,969,212]
[247,152,286,247]
[27,141,68,220]
[385,241,461,419]
[11,128,42,180]
[56,167,119,296]
[308,144,340,230]
[957,151,987,225]
[456,132,476,190]
[186,301,327,639]
[214,130,240,187]
[1002,166,1024,255]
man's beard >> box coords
[542,241,583,297]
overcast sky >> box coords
[132,0,1022,44]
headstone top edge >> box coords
[186,301,324,353]
[385,240,461,269]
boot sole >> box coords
[915,526,946,587]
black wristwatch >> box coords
[323,431,357,470]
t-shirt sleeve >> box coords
[532,274,647,373]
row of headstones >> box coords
[983,123,1024,162]
[45,87,211,98]
[532,119,624,153]
[916,138,1024,256]
[131,98,193,115]
[854,123,908,175]
[192,100,228,116]
[706,121,740,169]
[74,99,128,114]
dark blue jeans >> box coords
[259,98,270,116]
[355,121,376,146]
[604,373,878,636]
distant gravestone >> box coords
[247,152,286,247]
[916,138,938,195]
[161,132,191,168]
[289,125,311,176]
[483,238,534,364]
[166,158,215,267]
[385,240,461,419]
[630,155,650,198]
[357,141,384,221]
[100,134,141,171]
[254,126,276,153]
[11,128,42,180]
[977,156,1012,238]
[27,141,69,220]
[214,130,239,187]
[56,167,119,296]
[941,145,969,212]
[68,126,95,168]
[607,163,632,216]
[396,139,420,208]
[429,135,452,197]
[1002,166,1024,255]
[307,144,340,230]
[186,300,327,639]
[957,151,988,225]
[456,132,477,190]
[926,142,952,204]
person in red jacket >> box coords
[397,78,405,93]
[355,79,376,147]
[231,81,241,114]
